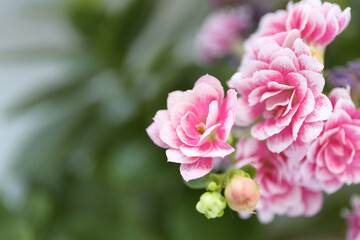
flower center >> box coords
[196,122,206,135]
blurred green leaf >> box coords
[240,165,257,179]
[183,174,211,190]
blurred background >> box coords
[0,0,359,239]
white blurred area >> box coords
[0,0,77,207]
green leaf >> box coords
[183,174,211,189]
[240,165,257,179]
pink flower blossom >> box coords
[224,175,260,213]
[195,6,252,62]
[343,195,360,240]
[234,138,323,223]
[228,36,332,153]
[146,74,237,181]
[306,88,360,194]
[253,0,351,47]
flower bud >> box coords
[224,175,260,214]
[206,181,218,192]
[196,192,226,219]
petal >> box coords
[180,157,213,182]
[235,98,264,126]
[242,60,270,76]
[206,140,235,158]
[217,110,234,142]
[325,109,352,130]
[338,7,351,32]
[181,111,200,139]
[218,89,237,124]
[251,121,269,140]
[248,86,268,106]
[287,73,308,102]
[298,121,324,142]
[198,123,221,146]
[166,149,199,164]
[298,55,324,72]
[253,70,283,87]
[301,188,323,216]
[265,91,290,111]
[169,102,197,127]
[146,122,169,148]
[300,70,325,98]
[329,87,352,105]
[195,74,224,100]
[176,125,199,146]
[296,90,315,118]
[159,122,182,148]
[167,90,195,110]
[270,56,297,76]
[266,126,294,153]
[260,89,284,102]
[282,29,301,48]
[180,141,213,157]
[284,140,311,161]
[316,8,340,45]
[292,117,306,139]
[265,118,286,136]
[308,10,327,43]
[153,110,170,127]
[193,83,222,118]
[267,81,295,91]
[324,147,346,174]
[293,38,311,57]
[333,98,356,115]
[305,94,332,122]
[206,100,219,128]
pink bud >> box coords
[224,175,260,214]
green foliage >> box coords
[184,174,212,190]
[240,165,257,179]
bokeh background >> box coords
[0,0,360,239]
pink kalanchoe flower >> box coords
[146,74,237,181]
[306,87,360,194]
[228,35,332,153]
[235,138,323,223]
[195,6,252,62]
[343,195,360,240]
[254,0,351,47]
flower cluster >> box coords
[195,6,252,62]
[234,139,322,223]
[146,75,237,182]
[343,195,360,240]
[147,0,357,224]
[253,0,350,48]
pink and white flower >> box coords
[253,0,351,47]
[343,195,360,240]
[228,36,332,153]
[146,74,237,181]
[235,138,323,223]
[306,88,360,193]
[195,6,252,62]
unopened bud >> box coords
[196,192,226,219]
[224,175,260,214]
[207,181,218,192]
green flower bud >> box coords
[206,181,218,192]
[196,192,227,219]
